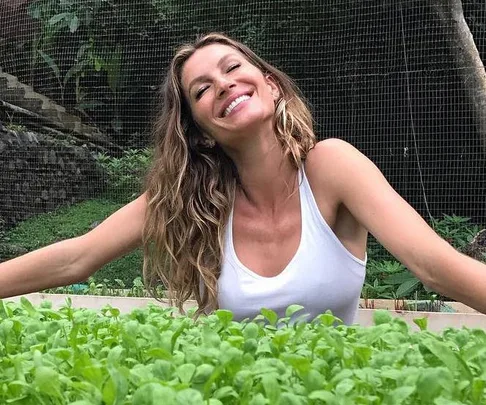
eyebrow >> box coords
[187,53,239,93]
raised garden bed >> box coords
[1,297,486,404]
[6,293,486,332]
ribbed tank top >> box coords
[218,167,367,325]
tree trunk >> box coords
[431,0,486,155]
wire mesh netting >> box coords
[0,1,485,282]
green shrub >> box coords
[431,214,480,249]
[364,215,482,301]
[2,199,142,287]
[95,148,153,204]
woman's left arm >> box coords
[311,138,486,313]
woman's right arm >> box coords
[0,192,147,298]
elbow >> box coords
[60,236,97,285]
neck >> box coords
[226,132,299,214]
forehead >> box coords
[181,44,245,87]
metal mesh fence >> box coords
[0,1,485,279]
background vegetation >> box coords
[0,1,485,302]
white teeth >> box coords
[224,95,250,117]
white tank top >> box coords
[218,167,367,325]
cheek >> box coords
[190,109,214,135]
[259,91,276,114]
[190,102,211,125]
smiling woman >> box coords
[144,33,317,317]
[2,33,486,325]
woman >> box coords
[1,33,485,324]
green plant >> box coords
[432,214,480,250]
[1,300,486,404]
[364,215,483,302]
[25,0,165,137]
[42,276,166,298]
[95,148,153,203]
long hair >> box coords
[142,33,316,316]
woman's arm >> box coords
[0,193,147,298]
[310,138,486,313]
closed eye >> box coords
[227,63,240,73]
[195,86,209,100]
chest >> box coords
[232,201,302,278]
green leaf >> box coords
[37,50,60,80]
[373,310,393,325]
[314,311,339,326]
[176,388,204,405]
[192,364,214,384]
[0,300,11,319]
[413,317,428,331]
[249,393,267,405]
[383,271,415,285]
[102,367,128,405]
[176,363,196,383]
[215,309,233,325]
[107,346,125,365]
[434,397,464,405]
[261,374,281,403]
[107,44,124,93]
[202,326,221,348]
[34,366,62,398]
[416,368,453,403]
[243,322,260,339]
[132,383,176,405]
[260,308,278,326]
[420,339,460,372]
[383,386,415,405]
[213,386,239,400]
[308,390,336,403]
[27,2,41,19]
[285,304,305,318]
[395,277,421,298]
[48,12,71,25]
[69,15,79,32]
[279,392,307,405]
[335,378,354,396]
[20,297,38,317]
[471,378,485,404]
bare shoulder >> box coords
[305,138,370,199]
[306,138,367,170]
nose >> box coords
[215,77,236,98]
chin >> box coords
[227,108,274,131]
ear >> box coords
[264,74,281,100]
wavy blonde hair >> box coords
[143,33,316,316]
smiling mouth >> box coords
[222,94,251,118]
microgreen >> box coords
[1,300,485,404]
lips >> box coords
[219,92,253,118]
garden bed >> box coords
[1,297,486,404]
[6,293,486,332]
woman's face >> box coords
[181,44,280,147]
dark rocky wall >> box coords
[0,123,105,230]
